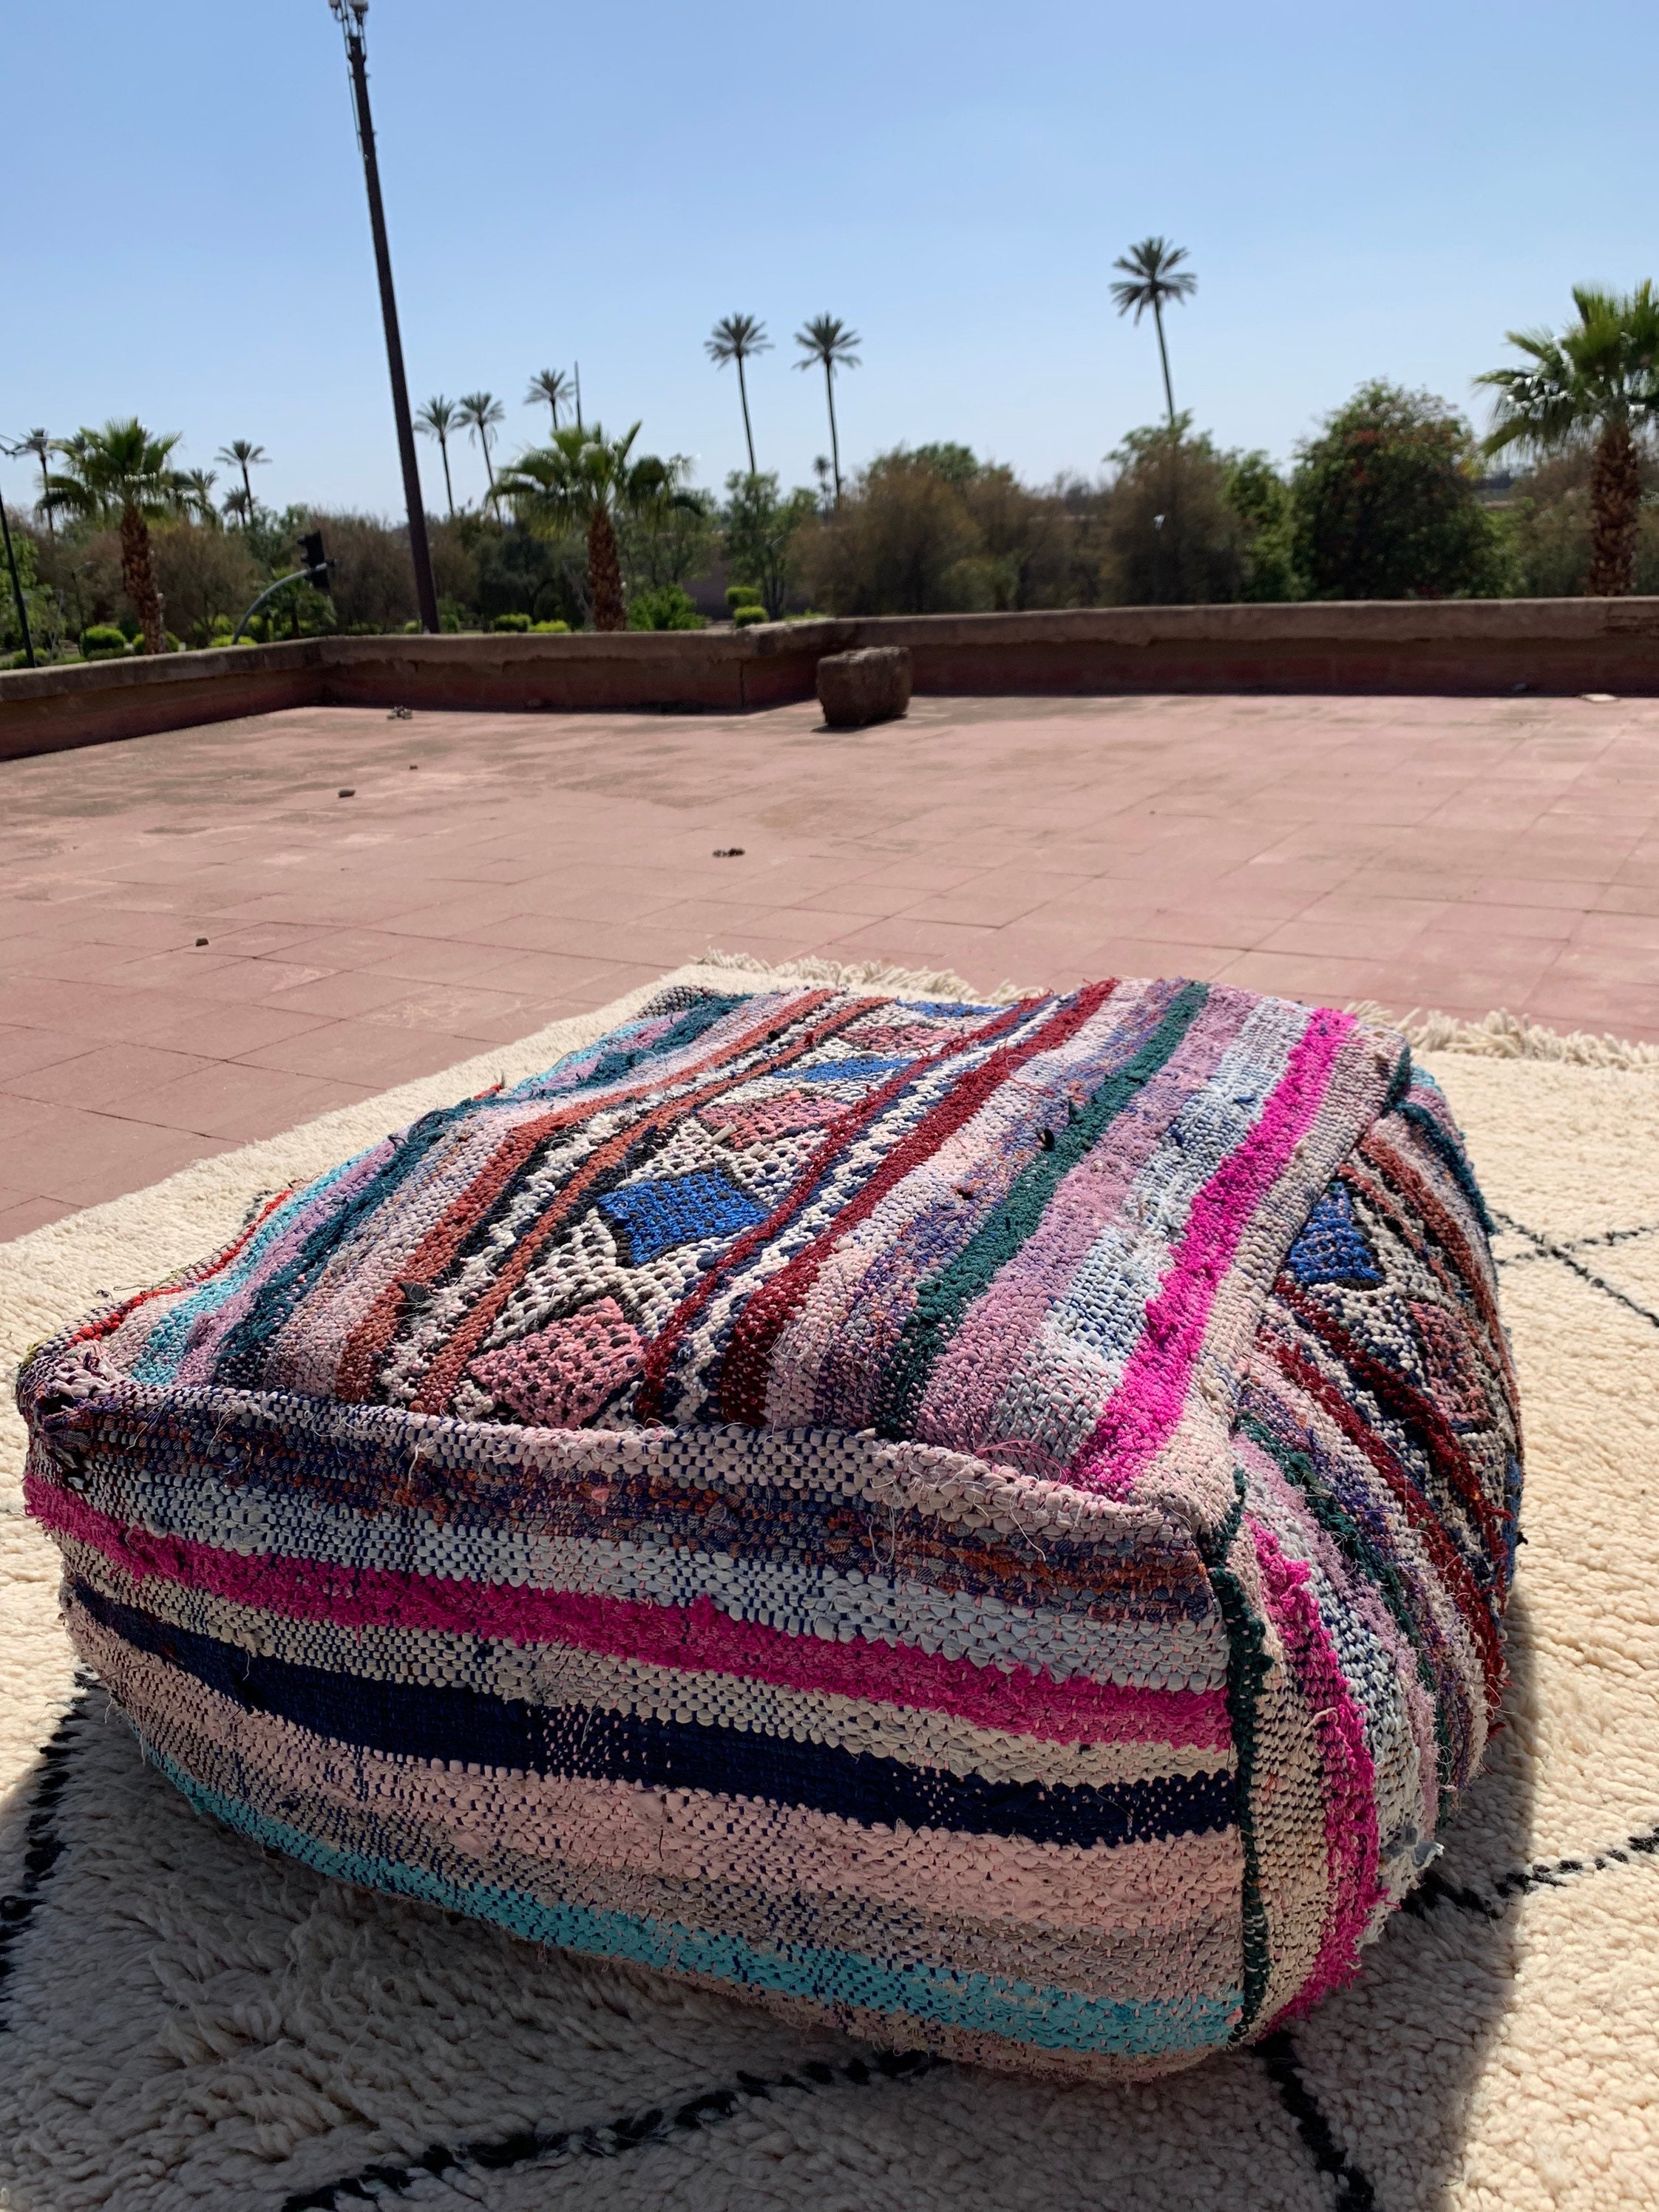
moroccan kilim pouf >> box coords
[18,979,1521,2080]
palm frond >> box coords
[793,315,861,371]
[44,417,188,521]
[706,313,771,368]
[1109,235,1197,320]
[416,396,459,439]
[1477,283,1659,456]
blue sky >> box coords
[6,1,1654,519]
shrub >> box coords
[151,521,262,645]
[794,455,987,614]
[1224,451,1303,601]
[732,603,770,626]
[530,619,571,633]
[725,583,764,609]
[1098,421,1249,605]
[1291,381,1504,600]
[81,624,129,659]
[492,611,532,631]
[628,584,705,631]
[308,511,424,631]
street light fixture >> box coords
[327,0,441,634]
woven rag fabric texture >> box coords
[15,971,1521,2089]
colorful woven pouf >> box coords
[19,980,1521,2080]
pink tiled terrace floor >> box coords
[3,690,1658,1239]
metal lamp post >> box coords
[0,446,37,668]
[328,0,441,634]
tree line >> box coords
[6,274,1659,661]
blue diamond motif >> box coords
[598,1170,767,1264]
[1286,1180,1383,1289]
[798,1056,912,1085]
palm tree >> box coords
[1479,284,1659,597]
[415,395,461,520]
[221,484,253,529]
[214,438,269,525]
[15,430,55,538]
[793,316,861,502]
[180,469,221,526]
[705,313,771,474]
[45,418,187,654]
[457,391,506,495]
[526,369,573,435]
[1110,238,1197,429]
[492,422,688,632]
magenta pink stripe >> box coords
[917,985,1251,1462]
[29,1473,1232,1751]
[1070,1009,1354,1496]
[1235,1427,1440,1840]
[1249,1519,1383,2021]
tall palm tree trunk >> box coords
[736,359,757,475]
[120,505,166,654]
[588,507,625,631]
[1588,418,1641,596]
[37,453,54,541]
[438,433,455,520]
[823,362,841,501]
[1153,302,1175,429]
[239,460,254,517]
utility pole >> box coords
[0,467,36,668]
[329,1,440,634]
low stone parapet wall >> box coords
[4,600,1658,762]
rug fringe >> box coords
[1348,1001,1659,1069]
[704,954,1657,1066]
[699,948,1030,1004]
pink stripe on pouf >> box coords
[1250,1518,1383,2021]
[29,1473,1232,1751]
[1070,1009,1353,1495]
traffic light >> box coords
[299,531,333,591]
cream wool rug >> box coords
[1,961,1655,2212]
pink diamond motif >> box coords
[469,1297,646,1428]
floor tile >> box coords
[5,691,1659,1224]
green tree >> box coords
[493,423,688,631]
[721,470,817,619]
[1224,450,1301,601]
[45,418,188,652]
[793,316,861,501]
[1478,283,1659,597]
[617,458,718,594]
[909,441,983,488]
[0,516,49,659]
[1110,237,1197,428]
[798,447,1105,614]
[457,392,506,495]
[151,518,265,644]
[706,313,770,475]
[1102,418,1247,604]
[415,396,461,520]
[1291,381,1502,600]
[214,439,268,524]
[525,368,573,435]
[179,469,221,528]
